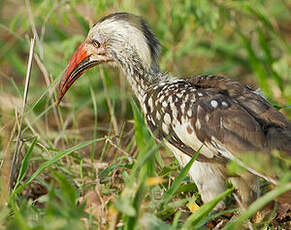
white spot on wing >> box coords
[180,103,185,113]
[195,119,201,130]
[187,109,192,117]
[211,100,218,108]
[172,107,178,119]
[142,103,147,113]
[222,101,228,107]
[148,97,153,112]
[205,114,210,122]
[162,122,169,135]
[164,113,171,125]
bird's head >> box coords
[57,12,160,104]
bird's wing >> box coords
[188,75,291,156]
[189,75,289,127]
[144,75,290,163]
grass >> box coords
[0,0,290,229]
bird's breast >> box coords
[143,80,218,160]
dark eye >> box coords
[92,40,100,48]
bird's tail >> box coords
[266,125,291,206]
[267,126,291,156]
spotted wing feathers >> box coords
[144,75,291,162]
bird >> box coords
[57,12,291,208]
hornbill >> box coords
[57,12,291,208]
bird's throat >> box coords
[120,58,161,104]
[125,67,153,103]
[115,49,167,104]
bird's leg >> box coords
[189,161,227,210]
[228,172,259,208]
[167,144,227,209]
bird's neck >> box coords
[119,56,168,103]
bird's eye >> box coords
[92,40,101,48]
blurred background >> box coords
[0,0,290,229]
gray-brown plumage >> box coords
[57,12,291,207]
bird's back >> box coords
[143,75,291,162]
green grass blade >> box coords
[89,86,98,161]
[239,32,270,96]
[172,210,182,228]
[181,187,234,229]
[11,137,105,196]
[141,213,174,230]
[131,99,158,180]
[161,146,202,207]
[51,170,76,206]
[195,208,237,229]
[126,182,145,230]
[131,99,153,150]
[223,183,291,230]
[13,137,38,192]
[158,197,191,216]
[115,190,136,217]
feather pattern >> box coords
[63,12,291,207]
[141,75,290,205]
[93,13,291,206]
